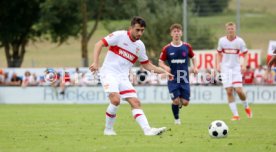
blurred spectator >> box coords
[72,67,82,86]
[274,68,276,83]
[267,49,276,69]
[21,71,38,87]
[60,71,71,95]
[149,73,159,85]
[1,66,273,86]
[32,73,38,85]
[264,67,275,85]
[254,65,265,85]
[202,69,217,85]
[0,69,4,85]
[9,73,22,86]
[3,72,10,85]
[79,72,99,86]
[158,73,168,85]
[243,65,254,85]
[189,69,199,85]
[136,66,149,85]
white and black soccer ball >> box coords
[208,120,228,138]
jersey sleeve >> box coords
[217,38,223,53]
[159,46,167,61]
[138,43,149,64]
[187,43,195,58]
[101,31,122,47]
[239,38,248,54]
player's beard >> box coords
[135,34,141,40]
[131,33,140,40]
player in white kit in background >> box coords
[89,16,173,136]
[216,22,253,121]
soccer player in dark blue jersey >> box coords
[159,23,198,125]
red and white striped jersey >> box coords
[217,36,248,68]
[100,30,149,77]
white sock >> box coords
[132,109,151,132]
[105,103,118,129]
[242,101,249,109]
[229,102,239,116]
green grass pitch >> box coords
[0,104,276,152]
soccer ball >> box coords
[208,120,228,138]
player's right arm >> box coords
[216,53,222,72]
[89,40,105,72]
[158,60,171,73]
[216,38,223,72]
[158,46,171,73]
[89,31,121,73]
[142,62,173,78]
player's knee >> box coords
[183,101,189,106]
[226,90,233,96]
[172,98,180,105]
[109,93,120,106]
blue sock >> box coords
[171,104,179,119]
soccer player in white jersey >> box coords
[216,22,252,121]
[89,16,173,136]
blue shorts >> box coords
[168,82,190,101]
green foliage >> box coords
[188,23,217,49]
[0,0,43,67]
[137,0,182,63]
[0,0,42,43]
[102,0,216,63]
[0,0,82,67]
[39,0,82,43]
[0,0,81,45]
[100,0,138,20]
[191,0,230,16]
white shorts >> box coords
[221,67,243,88]
[100,74,137,99]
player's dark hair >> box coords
[170,23,182,31]
[131,16,146,27]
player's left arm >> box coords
[242,53,248,72]
[190,57,198,74]
[188,44,198,74]
[240,38,248,72]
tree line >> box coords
[0,0,229,67]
